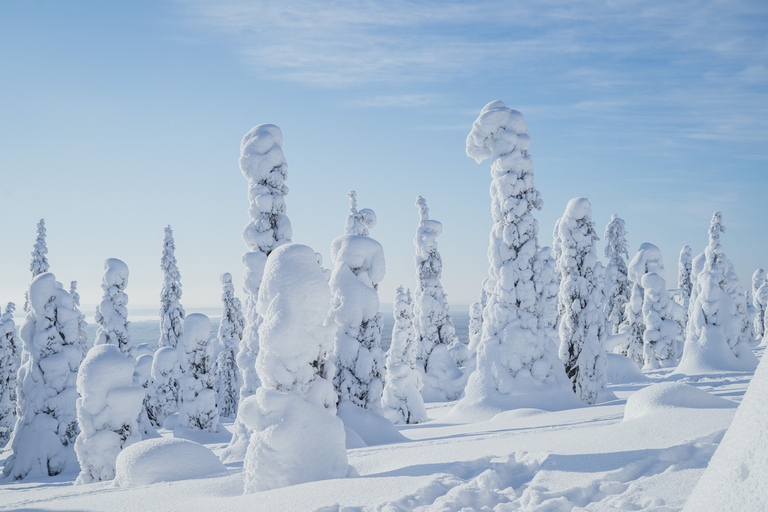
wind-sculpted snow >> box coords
[623,382,736,421]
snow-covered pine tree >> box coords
[148,346,180,428]
[4,273,82,479]
[640,272,679,369]
[30,219,49,278]
[241,243,346,492]
[603,214,631,335]
[456,101,574,416]
[678,246,694,307]
[382,287,427,424]
[467,286,488,354]
[95,259,135,359]
[74,344,144,484]
[536,246,560,355]
[178,314,219,432]
[752,269,766,302]
[0,303,18,447]
[224,124,292,462]
[69,281,89,359]
[331,191,385,412]
[554,198,607,404]
[215,273,245,419]
[754,270,768,339]
[159,225,185,350]
[677,211,758,373]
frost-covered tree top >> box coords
[604,214,629,263]
[159,225,184,349]
[627,243,664,284]
[218,273,244,343]
[95,258,134,360]
[344,190,377,237]
[679,246,693,296]
[30,218,49,277]
[752,269,765,301]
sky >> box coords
[1,0,767,316]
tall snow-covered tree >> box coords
[467,285,488,354]
[148,346,181,428]
[382,287,427,424]
[4,273,82,479]
[95,259,135,360]
[240,243,346,492]
[215,273,245,419]
[554,198,607,404]
[331,192,385,412]
[754,270,768,339]
[159,225,185,350]
[224,124,292,462]
[30,219,49,278]
[457,101,574,416]
[0,303,19,447]
[69,281,89,359]
[677,212,758,373]
[603,214,631,335]
[678,246,694,304]
[178,314,219,432]
[640,272,680,369]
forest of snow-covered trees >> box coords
[0,100,766,511]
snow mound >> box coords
[337,401,408,446]
[623,382,736,421]
[605,353,648,384]
[113,438,226,487]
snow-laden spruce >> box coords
[536,246,561,349]
[331,191,386,412]
[754,269,768,339]
[74,344,144,484]
[677,212,758,374]
[69,282,89,359]
[677,246,693,311]
[412,196,463,401]
[382,287,427,424]
[554,198,607,404]
[640,272,680,369]
[95,259,135,359]
[4,273,82,479]
[224,123,293,463]
[135,354,156,431]
[455,101,575,417]
[603,215,631,335]
[0,303,18,447]
[148,347,180,428]
[215,273,244,419]
[467,286,488,354]
[159,226,185,350]
[178,314,218,432]
[30,218,49,278]
[241,243,347,492]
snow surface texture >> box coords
[74,344,144,484]
[178,314,219,432]
[677,212,758,374]
[457,101,576,420]
[604,214,631,335]
[225,123,293,464]
[215,273,244,419]
[683,347,768,511]
[554,197,607,405]
[94,258,134,359]
[241,243,347,492]
[114,437,226,488]
[381,286,427,424]
[412,196,464,402]
[331,192,386,413]
[0,304,18,447]
[3,273,82,479]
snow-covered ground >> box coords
[1,346,760,511]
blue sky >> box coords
[1,0,766,314]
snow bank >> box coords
[337,401,408,446]
[113,437,226,488]
[605,353,647,384]
[623,382,736,421]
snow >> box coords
[623,382,736,421]
[113,438,226,488]
[94,258,134,359]
[605,353,648,384]
[177,313,219,433]
[0,304,18,447]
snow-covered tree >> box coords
[159,225,185,350]
[677,212,758,374]
[640,273,680,369]
[69,281,89,359]
[4,273,82,479]
[215,273,245,419]
[536,246,561,353]
[412,196,463,401]
[147,347,180,428]
[457,101,574,415]
[467,286,488,354]
[331,192,385,412]
[30,219,49,278]
[754,270,768,339]
[135,354,156,430]
[74,344,144,484]
[382,287,427,424]
[0,303,18,447]
[603,214,631,335]
[95,259,134,359]
[752,269,766,301]
[240,243,346,492]
[178,314,219,432]
[554,198,606,404]
[678,246,693,305]
[225,124,292,462]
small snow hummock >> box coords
[113,437,226,488]
[412,196,463,401]
[74,344,144,484]
[603,214,631,335]
[623,382,736,421]
[94,258,135,360]
[177,314,219,433]
[241,243,347,492]
[215,273,244,419]
[0,303,19,447]
[3,273,82,479]
[554,198,607,405]
[381,286,427,424]
[455,101,576,420]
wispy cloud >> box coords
[353,94,440,108]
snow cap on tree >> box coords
[95,258,134,360]
[344,190,377,236]
[30,218,49,278]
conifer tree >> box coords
[159,226,185,350]
[30,219,49,278]
[178,314,219,432]
[603,215,631,335]
[0,303,19,447]
[95,259,134,359]
[215,273,245,418]
[69,281,89,359]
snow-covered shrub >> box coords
[225,123,293,462]
[603,214,631,335]
[677,212,758,374]
[74,344,144,484]
[95,258,134,359]
[241,243,347,492]
[554,198,606,404]
[0,303,18,447]
[215,273,244,419]
[456,101,574,416]
[331,192,385,412]
[148,346,181,428]
[178,314,218,432]
[30,218,49,278]
[159,225,185,350]
[382,287,427,424]
[3,273,82,479]
[640,272,679,369]
[69,282,89,359]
